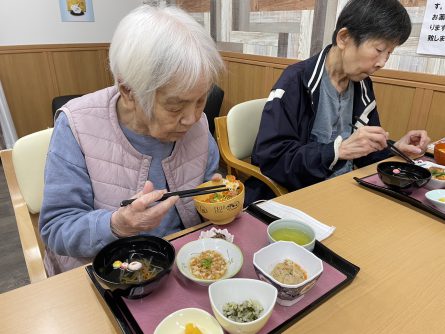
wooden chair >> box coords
[214,98,288,197]
[0,128,53,283]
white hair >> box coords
[109,5,224,118]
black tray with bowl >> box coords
[354,161,445,221]
[86,205,360,334]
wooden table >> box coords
[1,161,445,333]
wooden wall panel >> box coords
[0,52,55,137]
[251,0,315,11]
[0,44,444,144]
[425,91,445,141]
[100,50,114,87]
[217,60,230,116]
[51,50,111,96]
[400,0,427,7]
[0,44,111,138]
[224,62,274,115]
[373,82,416,139]
[273,68,285,83]
[176,0,210,12]
[406,88,432,131]
[220,52,293,115]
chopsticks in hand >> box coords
[350,116,415,164]
[120,184,228,207]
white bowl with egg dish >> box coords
[425,189,445,211]
[176,238,243,286]
[253,241,323,306]
[208,278,277,334]
[154,307,223,334]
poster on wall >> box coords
[59,0,95,22]
[417,0,445,55]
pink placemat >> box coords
[123,213,347,333]
[361,173,445,213]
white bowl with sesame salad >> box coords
[208,278,277,334]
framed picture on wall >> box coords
[59,0,95,22]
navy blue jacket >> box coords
[250,45,391,195]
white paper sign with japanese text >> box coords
[417,0,445,55]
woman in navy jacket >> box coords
[248,0,430,203]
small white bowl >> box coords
[176,238,243,286]
[267,218,316,251]
[208,278,277,334]
[154,308,223,334]
[425,189,445,211]
[253,241,323,306]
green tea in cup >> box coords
[267,219,316,251]
[270,228,312,245]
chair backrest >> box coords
[12,128,53,214]
[0,128,52,282]
[203,85,224,135]
[226,98,267,160]
[52,94,83,120]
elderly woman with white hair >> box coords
[39,5,224,276]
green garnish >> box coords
[201,257,213,269]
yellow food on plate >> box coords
[271,259,307,285]
[184,323,203,334]
[189,250,227,280]
[439,197,445,202]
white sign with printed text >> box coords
[417,0,445,55]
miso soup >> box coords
[270,228,312,245]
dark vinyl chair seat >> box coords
[52,94,83,119]
[203,84,224,135]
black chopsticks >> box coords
[120,184,228,207]
[350,116,415,164]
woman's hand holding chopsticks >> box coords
[112,175,228,237]
[111,181,179,238]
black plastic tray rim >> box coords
[354,176,445,222]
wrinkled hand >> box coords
[339,125,389,160]
[110,181,178,237]
[394,130,430,157]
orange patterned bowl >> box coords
[193,180,245,225]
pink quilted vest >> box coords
[45,86,209,275]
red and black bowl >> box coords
[92,235,175,299]
[377,161,431,192]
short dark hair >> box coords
[332,0,411,46]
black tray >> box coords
[86,203,360,334]
[354,176,445,221]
